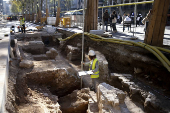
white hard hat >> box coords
[88,50,96,56]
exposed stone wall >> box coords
[97,83,126,113]
[19,41,46,55]
[26,68,80,97]
[109,73,170,113]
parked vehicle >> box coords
[7,16,18,21]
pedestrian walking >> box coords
[136,14,142,27]
[117,14,122,24]
[103,9,110,32]
[83,50,99,92]
[111,10,117,33]
[136,14,140,27]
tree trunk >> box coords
[54,0,56,17]
[38,0,42,22]
[26,4,28,21]
[29,2,31,21]
[117,0,123,16]
[55,0,60,27]
[144,0,170,46]
[36,0,39,23]
[46,0,49,18]
[85,0,99,32]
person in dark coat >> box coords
[110,10,117,32]
[103,9,110,32]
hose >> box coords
[58,33,170,72]
[139,42,170,66]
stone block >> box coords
[46,48,58,59]
[33,54,48,61]
[19,60,34,68]
[87,91,99,113]
[97,83,126,113]
[21,41,45,55]
[66,45,81,61]
[134,67,142,74]
[129,85,140,95]
[29,41,44,45]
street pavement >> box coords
[3,20,170,46]
[101,23,170,46]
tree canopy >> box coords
[10,0,22,15]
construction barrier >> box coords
[60,17,71,27]
[41,17,47,24]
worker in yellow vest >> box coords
[20,16,25,33]
[83,50,99,91]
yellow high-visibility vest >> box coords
[89,58,99,78]
[20,18,25,25]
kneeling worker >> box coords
[83,50,99,91]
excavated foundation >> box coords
[26,60,80,97]
[6,31,170,113]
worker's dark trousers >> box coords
[92,78,98,92]
[22,24,25,33]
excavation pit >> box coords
[26,60,81,97]
[6,31,170,113]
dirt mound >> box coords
[59,88,90,113]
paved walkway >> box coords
[6,20,170,46]
[0,20,10,113]
[102,24,170,46]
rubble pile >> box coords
[18,86,62,113]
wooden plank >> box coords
[145,0,160,44]
[151,0,165,45]
[157,0,170,46]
